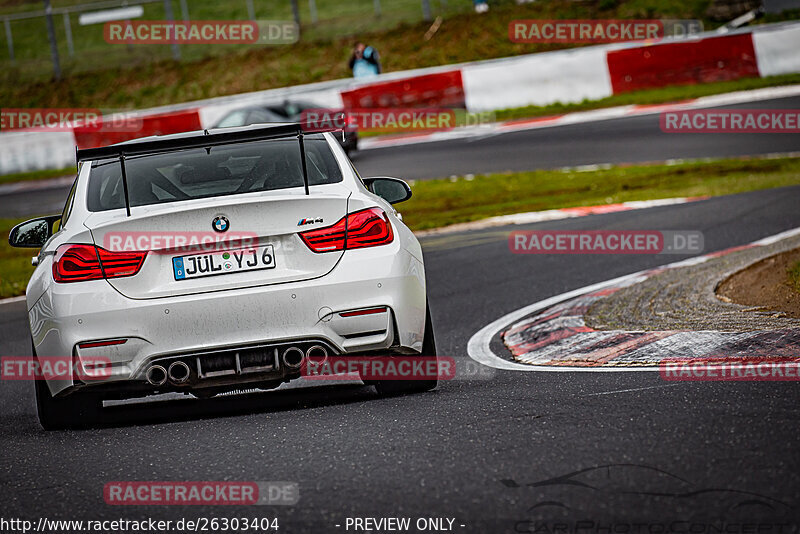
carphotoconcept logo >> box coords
[509,230,704,255]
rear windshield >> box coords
[87,136,342,212]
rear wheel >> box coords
[35,379,102,430]
[32,343,102,430]
[373,302,438,396]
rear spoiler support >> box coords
[75,123,334,216]
[119,155,132,217]
[297,133,310,196]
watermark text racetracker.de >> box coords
[1,356,111,381]
[509,19,702,43]
[660,359,800,381]
[300,108,496,134]
[104,481,298,506]
[661,110,800,133]
[301,356,495,381]
[509,230,704,255]
[104,20,298,45]
[1,108,142,133]
[103,231,258,254]
[0,517,281,533]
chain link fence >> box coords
[0,0,472,80]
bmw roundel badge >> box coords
[212,216,230,233]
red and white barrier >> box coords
[73,109,202,150]
[2,22,799,174]
[462,45,613,111]
[459,23,799,111]
[753,24,800,77]
[341,71,465,109]
[606,33,759,94]
[0,131,75,175]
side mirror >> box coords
[8,215,61,248]
[363,177,412,205]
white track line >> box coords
[0,295,27,306]
[581,384,684,396]
[416,197,700,237]
[466,227,800,373]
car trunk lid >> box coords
[85,192,348,299]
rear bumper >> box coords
[30,244,425,397]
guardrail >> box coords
[2,21,799,175]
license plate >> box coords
[172,245,275,281]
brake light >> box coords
[300,208,394,253]
[300,215,348,252]
[53,244,147,283]
[97,247,148,278]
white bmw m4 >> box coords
[9,124,436,430]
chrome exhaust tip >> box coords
[305,345,329,367]
[168,361,191,384]
[146,365,168,387]
[282,347,304,369]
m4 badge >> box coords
[298,218,324,226]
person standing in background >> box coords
[349,42,382,78]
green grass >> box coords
[789,260,800,294]
[0,217,37,298]
[400,157,800,231]
[2,157,799,297]
[0,0,477,81]
[3,0,798,108]
[0,167,75,186]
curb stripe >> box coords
[466,226,800,372]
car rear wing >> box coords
[75,123,339,217]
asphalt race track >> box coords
[1,183,800,530]
[2,95,800,218]
[355,95,800,179]
[2,90,800,530]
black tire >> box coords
[32,343,102,430]
[373,302,438,396]
[35,378,102,430]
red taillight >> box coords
[53,244,147,283]
[346,208,394,250]
[300,214,348,252]
[97,247,148,278]
[53,244,103,283]
[300,208,394,253]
